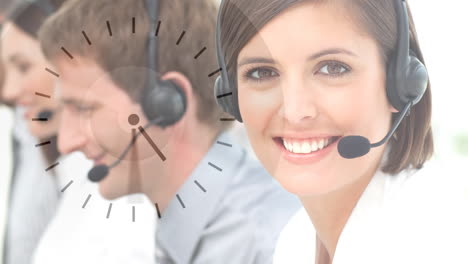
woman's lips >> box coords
[273,136,341,165]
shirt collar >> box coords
[156,131,247,263]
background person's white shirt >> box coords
[273,159,468,264]
[0,106,13,264]
[32,152,157,264]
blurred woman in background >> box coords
[1,0,156,263]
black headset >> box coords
[141,0,187,128]
[214,0,429,122]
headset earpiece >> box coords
[141,79,187,128]
[386,0,428,112]
[214,75,242,122]
[141,0,187,128]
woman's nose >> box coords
[1,72,24,104]
[280,78,319,124]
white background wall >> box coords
[409,0,468,161]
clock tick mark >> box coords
[61,180,73,193]
[32,118,48,122]
[82,194,92,208]
[176,30,186,45]
[106,203,113,219]
[155,203,161,219]
[155,20,161,36]
[35,92,51,98]
[45,162,59,172]
[194,47,207,59]
[176,194,186,209]
[132,206,136,222]
[35,141,51,147]
[194,180,207,193]
[82,30,92,45]
[216,92,232,99]
[61,47,74,59]
[45,68,59,77]
[208,162,222,172]
[216,141,232,147]
[220,118,236,122]
[208,68,222,77]
[106,20,113,36]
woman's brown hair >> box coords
[4,0,67,168]
[219,0,433,174]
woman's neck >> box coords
[300,163,379,260]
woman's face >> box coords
[237,2,396,196]
[1,22,60,139]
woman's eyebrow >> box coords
[238,48,357,68]
[238,57,276,67]
[307,48,357,61]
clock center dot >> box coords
[128,114,140,126]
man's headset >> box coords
[88,0,188,182]
[32,0,187,181]
[214,0,429,159]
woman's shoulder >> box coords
[273,207,315,264]
[386,158,468,202]
[381,158,468,262]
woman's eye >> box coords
[317,62,350,77]
[245,67,279,81]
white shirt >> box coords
[0,106,13,264]
[273,159,468,264]
[32,152,157,264]
[4,108,61,264]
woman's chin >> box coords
[273,169,348,197]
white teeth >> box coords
[301,142,311,153]
[282,137,334,154]
[318,139,325,150]
[292,142,301,153]
[284,141,293,152]
[311,141,318,152]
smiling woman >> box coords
[216,0,468,263]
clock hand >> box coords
[137,126,166,161]
[87,115,165,182]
